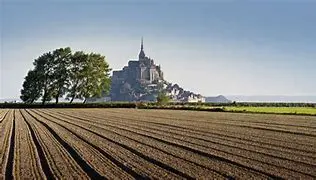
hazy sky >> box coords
[1,0,316,99]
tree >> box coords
[50,47,72,104]
[31,52,55,104]
[20,48,111,104]
[81,53,111,103]
[67,51,87,103]
[157,91,170,105]
[20,70,43,103]
[67,52,111,103]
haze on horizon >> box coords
[1,0,316,100]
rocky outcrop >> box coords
[165,83,205,102]
[205,95,231,103]
[108,39,205,102]
[110,80,205,102]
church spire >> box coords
[141,37,144,50]
[139,37,145,60]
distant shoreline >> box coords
[226,95,316,103]
[2,96,316,104]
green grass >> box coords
[225,106,316,115]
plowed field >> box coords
[0,109,315,179]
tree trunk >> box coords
[70,96,75,104]
[42,92,46,105]
[55,87,61,104]
[42,79,48,105]
[70,82,78,104]
[55,96,59,104]
[83,99,86,104]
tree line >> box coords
[20,47,111,104]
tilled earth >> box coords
[0,108,315,179]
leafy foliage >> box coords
[157,92,170,105]
[67,52,111,103]
[20,48,111,104]
[50,47,72,104]
[20,70,43,103]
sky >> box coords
[1,0,316,99]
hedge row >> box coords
[159,102,316,107]
[0,102,137,109]
[0,102,315,109]
[136,103,225,112]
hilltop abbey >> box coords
[108,38,205,102]
[110,38,165,101]
[112,38,164,86]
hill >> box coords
[205,95,231,103]
[109,39,204,102]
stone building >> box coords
[110,38,164,101]
[165,83,205,103]
[109,38,205,102]
[111,38,163,86]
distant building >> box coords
[110,38,164,101]
[165,83,205,103]
[108,38,205,102]
[111,38,163,86]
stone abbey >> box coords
[108,38,205,102]
[110,38,165,101]
[111,38,164,86]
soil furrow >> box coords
[20,110,89,179]
[120,123,316,176]
[4,109,16,179]
[0,110,9,124]
[106,109,316,127]
[19,109,55,179]
[133,110,316,130]
[37,109,235,179]
[0,110,13,173]
[4,108,314,179]
[102,115,316,163]
[27,110,134,180]
[75,109,316,148]
[11,110,46,179]
[36,109,214,179]
[138,119,316,151]
[92,115,316,169]
[132,119,316,156]
[55,109,316,165]
[26,110,147,179]
[24,110,105,179]
[42,109,275,179]
[32,109,194,179]
[63,109,316,164]
[50,109,315,179]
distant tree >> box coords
[81,53,111,103]
[21,47,111,104]
[67,52,111,103]
[67,51,87,103]
[30,52,55,104]
[20,70,43,103]
[157,91,170,105]
[50,47,72,104]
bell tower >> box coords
[138,37,145,60]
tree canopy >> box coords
[20,47,111,104]
[157,91,170,105]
